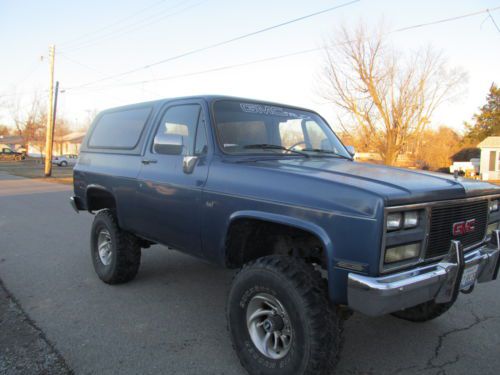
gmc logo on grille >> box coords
[452,219,476,236]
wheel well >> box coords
[225,218,326,269]
[86,188,116,212]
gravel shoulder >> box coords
[0,280,72,375]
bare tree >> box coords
[318,23,466,165]
[80,108,99,132]
[0,125,12,136]
[8,93,47,155]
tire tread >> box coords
[92,209,141,284]
[228,256,341,375]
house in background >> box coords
[449,147,481,177]
[27,132,86,157]
[478,136,500,181]
[0,135,25,152]
[54,132,86,155]
[0,132,85,157]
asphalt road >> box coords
[0,172,499,375]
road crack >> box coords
[420,312,495,374]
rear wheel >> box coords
[227,256,341,375]
[90,209,141,284]
[60,160,68,167]
[391,300,454,322]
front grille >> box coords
[426,200,488,259]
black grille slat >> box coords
[426,200,488,259]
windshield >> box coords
[213,100,350,158]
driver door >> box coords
[134,100,210,254]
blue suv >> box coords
[71,96,500,375]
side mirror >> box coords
[153,134,183,155]
[346,145,355,156]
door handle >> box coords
[141,159,157,165]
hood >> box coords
[245,158,500,206]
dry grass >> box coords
[0,159,73,185]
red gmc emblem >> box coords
[452,219,476,236]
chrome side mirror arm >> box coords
[183,156,198,174]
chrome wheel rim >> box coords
[246,293,293,359]
[97,229,112,266]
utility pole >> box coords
[52,81,60,155]
[44,45,56,177]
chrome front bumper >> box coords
[347,230,500,316]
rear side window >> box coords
[88,107,152,149]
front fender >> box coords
[225,210,380,305]
[227,210,335,260]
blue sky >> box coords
[1,0,499,132]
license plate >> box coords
[460,264,479,290]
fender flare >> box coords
[225,210,334,264]
[85,184,116,213]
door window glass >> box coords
[156,104,201,155]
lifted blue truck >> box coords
[71,96,500,375]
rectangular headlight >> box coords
[403,211,419,228]
[384,243,420,264]
[489,200,499,212]
[386,212,402,231]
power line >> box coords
[393,5,500,33]
[65,47,322,92]
[63,5,500,94]
[60,0,203,53]
[65,0,360,89]
[0,59,46,100]
[59,53,160,97]
[16,59,44,86]
[0,90,48,100]
[487,9,500,33]
[60,0,190,51]
[59,0,168,47]
[59,53,110,77]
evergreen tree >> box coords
[465,83,500,143]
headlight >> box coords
[386,211,420,231]
[489,200,499,213]
[384,243,420,264]
[386,213,402,230]
[403,211,419,228]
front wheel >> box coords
[227,256,341,375]
[391,300,454,322]
[90,209,141,284]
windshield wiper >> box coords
[301,148,352,160]
[243,144,309,157]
